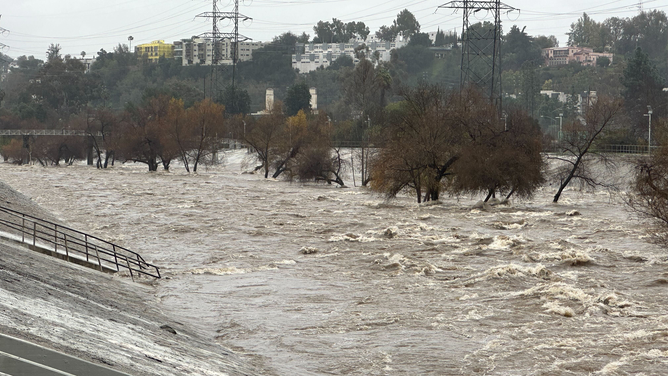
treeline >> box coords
[1,96,225,172]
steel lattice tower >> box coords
[196,0,251,97]
[438,1,516,108]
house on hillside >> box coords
[542,46,613,67]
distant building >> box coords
[429,45,453,59]
[292,37,408,73]
[135,40,175,62]
[542,46,613,67]
[541,90,597,114]
[78,56,96,73]
[173,37,265,66]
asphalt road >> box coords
[0,333,130,376]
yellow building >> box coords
[135,40,174,62]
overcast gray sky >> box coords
[0,0,664,60]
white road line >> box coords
[0,349,76,376]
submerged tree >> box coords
[371,84,459,203]
[449,106,544,201]
[244,101,286,178]
[371,85,545,203]
[551,96,624,202]
[628,118,668,243]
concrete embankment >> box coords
[0,181,271,376]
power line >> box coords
[0,15,9,52]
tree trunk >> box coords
[484,189,495,202]
[505,188,516,200]
[104,151,114,168]
[553,156,583,203]
[148,157,158,172]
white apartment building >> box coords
[292,37,408,73]
[173,37,265,66]
[541,90,597,114]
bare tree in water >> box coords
[550,96,623,203]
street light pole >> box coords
[557,113,563,141]
[128,36,134,53]
[502,111,508,131]
[645,105,653,155]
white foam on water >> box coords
[487,235,527,250]
[188,267,246,275]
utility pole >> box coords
[437,1,517,112]
[645,105,653,154]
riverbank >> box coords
[0,181,271,375]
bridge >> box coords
[0,129,103,137]
[0,129,246,149]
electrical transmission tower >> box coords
[196,0,251,98]
[438,1,517,109]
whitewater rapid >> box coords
[1,151,667,375]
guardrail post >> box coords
[21,215,25,243]
[125,257,134,282]
[93,245,102,272]
[54,224,58,253]
[33,222,36,246]
[112,245,119,271]
[84,234,89,262]
[64,233,69,261]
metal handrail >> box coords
[0,205,160,279]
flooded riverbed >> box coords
[1,151,667,375]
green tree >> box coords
[616,11,668,64]
[596,56,611,67]
[245,33,298,87]
[375,25,398,41]
[621,47,666,130]
[313,19,369,43]
[519,61,541,117]
[408,32,432,47]
[327,55,354,71]
[22,52,101,117]
[220,85,251,116]
[375,9,420,41]
[394,9,420,39]
[285,82,311,117]
[434,28,446,47]
[503,25,542,71]
[567,13,606,51]
[534,35,559,49]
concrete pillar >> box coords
[309,87,317,111]
[266,88,274,112]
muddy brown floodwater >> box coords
[1,151,668,375]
